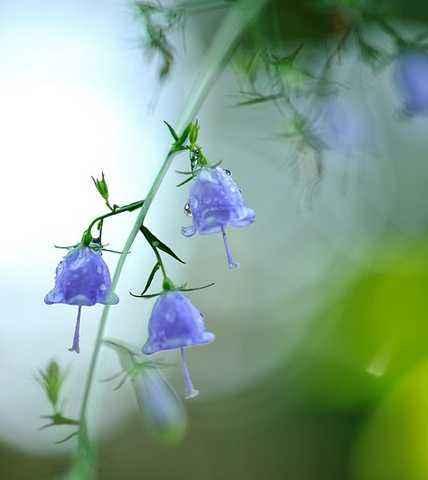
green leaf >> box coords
[179,282,216,293]
[125,199,145,212]
[142,262,161,295]
[129,290,164,299]
[235,92,283,107]
[175,168,200,175]
[55,431,80,445]
[91,171,109,201]
[164,121,179,141]
[176,175,196,187]
[81,230,93,247]
[189,120,200,146]
[36,360,67,410]
[140,225,185,264]
[39,413,80,430]
[178,122,192,145]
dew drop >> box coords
[184,202,192,216]
[224,169,232,176]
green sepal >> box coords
[235,92,283,107]
[142,262,161,295]
[162,277,175,291]
[164,121,179,141]
[81,230,93,247]
[177,122,192,146]
[176,175,196,187]
[91,171,109,202]
[36,360,67,411]
[140,225,185,264]
[189,120,199,146]
[129,290,164,299]
[179,282,216,293]
[55,431,80,445]
[103,338,169,380]
[39,413,80,431]
[175,168,200,175]
[271,43,304,67]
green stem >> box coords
[77,0,269,445]
[85,200,145,239]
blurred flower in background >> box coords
[394,52,428,116]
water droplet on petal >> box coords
[184,202,192,216]
[224,169,232,176]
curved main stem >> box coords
[77,0,269,444]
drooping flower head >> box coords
[133,366,187,443]
[394,52,428,116]
[309,97,372,156]
[105,338,187,444]
[143,291,214,399]
[182,166,255,269]
[45,246,119,353]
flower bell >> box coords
[182,167,255,269]
[142,291,214,399]
[311,97,370,155]
[45,246,119,353]
[394,52,428,116]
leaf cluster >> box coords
[37,360,80,444]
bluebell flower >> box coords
[182,167,255,269]
[394,52,428,116]
[143,291,214,399]
[45,246,119,353]
[133,365,187,443]
[311,97,371,155]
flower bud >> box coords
[394,52,428,116]
[133,366,187,444]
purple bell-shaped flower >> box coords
[182,167,255,269]
[310,97,371,155]
[45,246,119,353]
[143,291,214,399]
[394,52,428,116]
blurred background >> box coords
[1,0,428,479]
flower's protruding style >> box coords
[143,291,214,399]
[394,53,428,116]
[182,167,255,269]
[45,246,119,353]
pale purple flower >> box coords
[143,291,214,399]
[45,246,118,353]
[133,366,187,443]
[182,167,255,269]
[311,98,371,155]
[394,52,428,116]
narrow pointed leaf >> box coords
[140,225,185,264]
[164,121,179,141]
[178,122,192,145]
[175,169,198,175]
[176,175,195,187]
[130,290,164,299]
[179,282,216,293]
[235,93,283,107]
[55,431,80,445]
[142,262,161,295]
